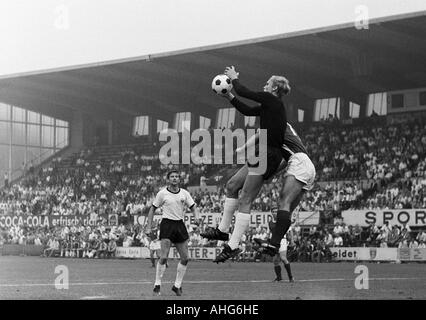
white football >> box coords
[211,74,233,95]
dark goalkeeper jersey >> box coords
[230,79,287,149]
[268,220,277,234]
[282,122,308,161]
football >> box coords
[211,74,233,95]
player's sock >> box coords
[154,262,167,286]
[274,265,282,279]
[150,257,156,267]
[218,197,239,233]
[270,210,291,247]
[174,262,187,289]
[284,263,293,280]
[228,212,250,250]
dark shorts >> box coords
[159,218,189,244]
[247,145,283,181]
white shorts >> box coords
[279,238,288,253]
[149,240,161,251]
[283,153,316,191]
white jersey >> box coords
[152,187,195,221]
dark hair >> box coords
[167,170,179,179]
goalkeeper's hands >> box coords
[222,91,235,101]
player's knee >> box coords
[279,185,295,201]
[225,180,239,197]
[159,257,168,265]
[239,191,256,206]
[238,197,251,208]
[180,258,189,266]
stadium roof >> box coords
[0,11,425,122]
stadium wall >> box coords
[112,115,135,145]
[330,247,426,262]
[82,114,109,145]
[1,245,44,256]
[342,209,426,227]
[70,111,129,147]
[132,211,320,228]
[69,111,84,150]
[0,214,118,229]
[116,247,426,262]
[115,246,222,260]
[2,245,425,262]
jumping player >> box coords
[204,122,315,260]
[202,66,289,263]
[145,170,200,296]
[259,123,315,256]
[202,67,315,262]
[236,121,315,256]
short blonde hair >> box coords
[271,75,291,97]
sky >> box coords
[0,0,425,77]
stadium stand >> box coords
[1,114,425,261]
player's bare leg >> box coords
[214,173,264,263]
[172,240,189,296]
[201,160,287,242]
[201,165,247,241]
[261,176,304,256]
[153,239,171,296]
[260,188,304,256]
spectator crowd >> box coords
[1,115,426,261]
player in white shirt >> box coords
[146,170,200,296]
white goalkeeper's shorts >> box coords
[283,152,316,191]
